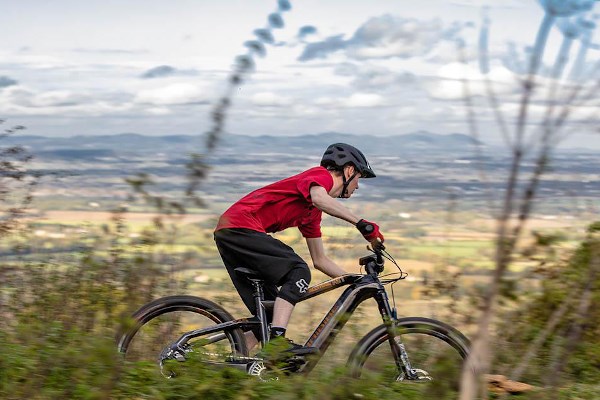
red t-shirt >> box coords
[215,166,334,238]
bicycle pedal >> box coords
[285,355,307,365]
[268,355,307,372]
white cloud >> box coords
[312,93,385,108]
[299,15,472,62]
[570,105,598,122]
[448,0,524,8]
[145,107,172,116]
[0,86,88,111]
[424,40,477,64]
[425,63,517,100]
[290,104,322,118]
[333,63,415,89]
[343,93,384,107]
[134,83,210,106]
[33,90,89,107]
[315,96,335,106]
[0,84,139,117]
[498,102,584,122]
[396,106,417,118]
[350,17,440,59]
[250,92,292,107]
[437,62,477,80]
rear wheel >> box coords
[117,295,248,376]
[348,317,470,397]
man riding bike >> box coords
[214,143,385,357]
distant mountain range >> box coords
[3,131,597,205]
[2,131,483,160]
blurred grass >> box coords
[1,208,598,398]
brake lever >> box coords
[367,242,385,252]
[367,243,385,271]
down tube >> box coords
[301,282,380,373]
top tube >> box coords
[298,274,363,302]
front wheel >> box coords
[348,317,470,396]
[117,295,248,376]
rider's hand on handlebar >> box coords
[370,237,385,252]
[356,219,385,245]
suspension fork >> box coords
[374,288,418,380]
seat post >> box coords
[251,280,270,346]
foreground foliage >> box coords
[493,222,600,391]
[1,222,599,399]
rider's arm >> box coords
[305,237,347,278]
[310,185,360,224]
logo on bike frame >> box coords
[295,279,309,293]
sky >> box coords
[0,0,598,148]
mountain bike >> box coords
[117,245,470,388]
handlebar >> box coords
[359,243,385,276]
[358,243,407,283]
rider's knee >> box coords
[277,264,311,305]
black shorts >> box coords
[214,228,309,315]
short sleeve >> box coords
[298,210,323,238]
[296,168,334,202]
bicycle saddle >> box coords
[234,267,262,280]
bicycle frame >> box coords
[167,270,405,374]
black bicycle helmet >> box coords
[320,143,376,178]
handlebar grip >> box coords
[373,242,385,263]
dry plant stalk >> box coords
[0,121,37,239]
[124,0,293,235]
[458,2,599,398]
